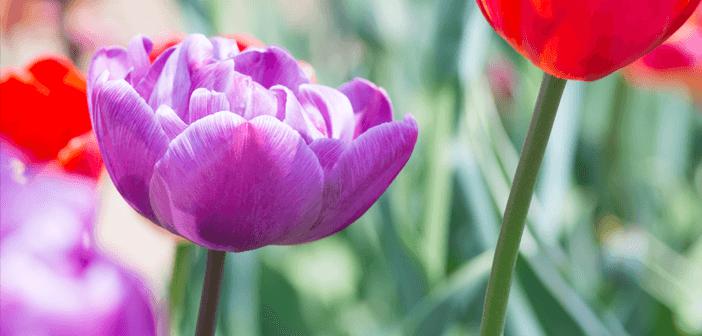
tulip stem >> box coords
[195,249,226,336]
[479,73,567,336]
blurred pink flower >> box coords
[625,6,702,102]
[487,57,518,102]
[0,143,157,336]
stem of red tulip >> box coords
[195,249,226,336]
[479,73,567,336]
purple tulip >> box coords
[87,34,418,251]
[0,145,157,336]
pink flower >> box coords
[625,7,702,101]
[0,144,157,336]
[88,35,418,252]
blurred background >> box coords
[1,0,701,335]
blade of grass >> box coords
[399,250,493,335]
[422,88,456,283]
[378,195,429,313]
[604,227,702,333]
[453,141,545,336]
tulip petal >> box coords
[155,105,186,140]
[134,47,175,100]
[93,79,169,221]
[150,113,323,251]
[88,48,130,85]
[126,35,154,85]
[309,138,348,171]
[293,115,418,243]
[188,88,230,123]
[226,73,278,120]
[234,46,309,91]
[476,0,701,80]
[298,84,356,141]
[209,37,239,60]
[2,58,92,163]
[271,85,325,142]
[148,35,212,119]
[339,78,393,137]
[191,59,235,93]
[88,47,131,116]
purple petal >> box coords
[189,60,277,120]
[0,247,157,336]
[226,72,277,120]
[234,46,309,91]
[338,78,393,137]
[209,37,239,60]
[87,47,130,116]
[309,138,349,171]
[134,47,175,100]
[0,165,95,246]
[191,59,235,93]
[188,88,230,123]
[149,113,324,251]
[0,142,30,228]
[292,115,418,243]
[1,159,156,335]
[126,35,153,85]
[298,84,355,141]
[271,85,325,142]
[155,105,186,140]
[147,35,212,120]
[88,47,130,85]
[93,79,169,221]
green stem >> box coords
[479,73,567,336]
[195,249,227,336]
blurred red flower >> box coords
[223,33,266,52]
[625,7,702,101]
[477,0,701,81]
[0,56,101,178]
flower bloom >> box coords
[624,6,702,99]
[0,145,156,336]
[148,33,264,62]
[476,0,701,80]
[0,56,102,178]
[88,35,418,252]
[148,33,316,81]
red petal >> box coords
[476,0,701,80]
[57,132,103,179]
[0,56,91,163]
[149,34,184,62]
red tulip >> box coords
[477,0,701,80]
[624,6,702,100]
[0,56,101,178]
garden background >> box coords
[1,0,701,335]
